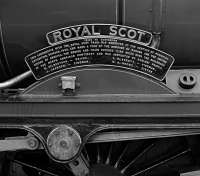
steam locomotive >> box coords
[0,0,200,175]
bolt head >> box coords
[179,73,197,89]
[27,138,39,149]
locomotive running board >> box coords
[0,94,200,125]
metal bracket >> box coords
[68,154,89,176]
[150,0,165,49]
[60,76,80,95]
[166,69,200,94]
[0,134,41,152]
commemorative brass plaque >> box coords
[25,24,174,80]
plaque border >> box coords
[46,23,153,46]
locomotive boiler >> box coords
[0,0,200,176]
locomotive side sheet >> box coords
[25,24,174,80]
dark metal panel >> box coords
[0,0,116,77]
[160,0,200,67]
[124,0,152,30]
[125,0,200,67]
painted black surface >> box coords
[0,0,116,77]
[0,0,200,80]
[125,0,200,67]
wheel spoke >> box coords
[13,159,60,176]
[114,143,128,168]
[105,143,113,165]
[83,147,90,163]
[96,144,101,164]
[121,143,155,174]
[131,149,191,176]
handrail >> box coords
[0,70,32,90]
